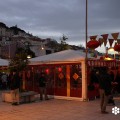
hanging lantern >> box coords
[58,67,62,72]
[45,69,49,74]
[114,44,120,52]
[87,40,100,49]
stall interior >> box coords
[24,63,82,98]
[87,60,120,100]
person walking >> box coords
[10,71,21,105]
[107,70,116,105]
[97,68,112,114]
[38,72,49,100]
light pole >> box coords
[83,0,88,101]
[85,0,88,59]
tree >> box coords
[9,47,29,72]
[46,40,59,52]
[10,25,25,35]
[59,34,70,51]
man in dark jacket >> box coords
[97,68,112,114]
[39,72,48,100]
[10,71,21,105]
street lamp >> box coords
[27,55,31,59]
[41,46,44,50]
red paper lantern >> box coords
[87,40,100,49]
[45,69,49,74]
[114,44,120,52]
[58,67,62,72]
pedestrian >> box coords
[1,73,7,89]
[39,72,49,100]
[10,71,21,105]
[107,70,115,105]
[97,68,112,114]
[115,70,120,93]
[7,72,13,90]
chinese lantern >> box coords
[114,44,120,52]
[87,40,100,49]
[58,67,62,72]
[45,69,49,74]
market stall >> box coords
[23,49,120,101]
[23,50,92,101]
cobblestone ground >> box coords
[0,91,120,120]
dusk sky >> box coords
[0,0,120,53]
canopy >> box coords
[0,58,9,66]
[29,49,93,65]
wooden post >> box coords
[22,71,26,90]
[66,65,70,97]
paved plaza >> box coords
[0,91,120,120]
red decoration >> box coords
[114,44,120,52]
[45,69,49,74]
[58,67,62,72]
[100,56,104,60]
[87,40,100,49]
[104,54,109,58]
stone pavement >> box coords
[0,91,120,120]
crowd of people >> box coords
[0,72,22,91]
[0,66,120,110]
[90,67,120,95]
[0,71,49,105]
[90,67,120,114]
